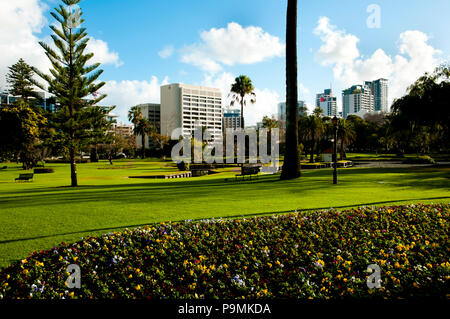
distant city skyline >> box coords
[0,0,448,125]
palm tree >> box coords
[134,117,151,159]
[128,106,144,158]
[229,75,256,129]
[280,0,301,180]
[304,115,325,163]
[337,119,356,160]
[128,105,143,127]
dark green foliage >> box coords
[33,0,107,186]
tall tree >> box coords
[128,105,144,157]
[135,117,151,159]
[337,119,356,160]
[6,59,41,102]
[229,75,256,129]
[304,114,325,163]
[34,0,106,187]
[281,0,301,179]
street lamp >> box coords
[332,116,338,184]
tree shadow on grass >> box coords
[1,195,449,245]
[0,167,448,210]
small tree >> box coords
[33,0,106,187]
[0,100,47,169]
[229,75,256,129]
[6,58,41,103]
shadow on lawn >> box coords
[0,167,448,210]
[1,195,449,246]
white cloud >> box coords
[0,0,50,90]
[86,38,123,67]
[181,22,285,73]
[0,0,122,91]
[158,45,174,59]
[100,76,169,122]
[314,17,442,107]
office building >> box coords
[223,109,241,131]
[316,89,337,117]
[0,91,56,112]
[132,103,161,149]
[277,100,307,123]
[365,78,389,112]
[161,83,223,142]
[342,84,374,119]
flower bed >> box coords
[0,204,449,299]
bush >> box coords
[403,156,435,164]
[33,168,55,174]
[0,204,448,299]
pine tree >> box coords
[6,58,40,102]
[34,0,106,187]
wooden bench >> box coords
[235,166,261,181]
[15,173,34,182]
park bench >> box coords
[15,173,34,182]
[235,165,261,181]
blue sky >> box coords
[1,0,449,124]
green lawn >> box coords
[0,159,449,268]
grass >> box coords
[0,159,449,269]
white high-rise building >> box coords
[316,89,337,117]
[161,83,223,141]
[365,78,389,112]
[342,84,374,119]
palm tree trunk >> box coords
[340,139,345,160]
[310,137,315,163]
[141,134,146,159]
[69,146,78,187]
[240,98,244,130]
[281,0,301,180]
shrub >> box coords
[33,168,55,174]
[0,204,448,299]
[403,156,435,164]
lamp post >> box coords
[332,116,338,184]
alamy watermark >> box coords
[66,264,81,289]
[367,264,382,289]
[367,4,381,29]
[170,126,280,173]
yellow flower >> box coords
[21,259,27,264]
[190,269,194,276]
[205,232,209,237]
[128,274,133,279]
[68,292,74,298]
[267,262,273,268]
[73,256,78,262]
[394,262,400,268]
[23,269,29,275]
[135,285,142,291]
[306,251,311,255]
